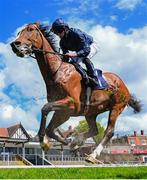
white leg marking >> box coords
[91,143,103,158]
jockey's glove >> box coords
[68,58,75,63]
[65,52,77,57]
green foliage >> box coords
[0,166,147,179]
[75,120,105,144]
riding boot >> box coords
[82,58,98,86]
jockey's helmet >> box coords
[51,18,69,34]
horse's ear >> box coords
[34,22,40,27]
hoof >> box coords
[72,145,79,151]
[40,142,52,152]
[70,138,83,150]
[62,139,69,145]
[70,142,80,150]
[85,154,104,164]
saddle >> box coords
[90,69,108,90]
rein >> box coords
[29,47,65,60]
[32,47,65,57]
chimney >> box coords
[134,131,137,136]
[141,130,144,135]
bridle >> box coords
[13,24,65,59]
[32,47,65,58]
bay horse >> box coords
[10,23,141,163]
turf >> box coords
[0,166,147,179]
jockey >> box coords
[51,18,99,86]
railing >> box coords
[46,155,85,161]
[25,154,52,165]
[16,154,33,166]
[117,160,143,165]
[0,154,17,161]
[45,155,86,165]
[0,154,24,166]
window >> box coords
[141,139,146,145]
[0,147,3,153]
[130,139,135,146]
[143,156,147,163]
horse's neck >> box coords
[36,37,61,76]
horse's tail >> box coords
[128,94,142,113]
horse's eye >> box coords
[28,28,34,32]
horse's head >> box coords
[11,23,43,57]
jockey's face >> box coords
[56,30,65,39]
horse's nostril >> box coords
[14,41,21,45]
[10,41,21,53]
[10,41,21,47]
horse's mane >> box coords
[39,24,59,52]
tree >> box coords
[75,119,105,144]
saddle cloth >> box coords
[94,69,108,90]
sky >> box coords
[0,0,147,137]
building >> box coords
[0,123,85,166]
[128,130,147,146]
[102,130,147,163]
[0,123,147,165]
[0,123,30,156]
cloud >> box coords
[0,104,39,132]
[0,71,5,89]
[110,15,118,22]
[114,0,142,11]
[115,113,147,133]
[99,111,147,135]
[1,105,13,119]
[56,0,100,17]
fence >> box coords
[0,154,22,166]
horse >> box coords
[10,23,141,163]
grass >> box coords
[0,166,147,179]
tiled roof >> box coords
[7,124,21,137]
[0,123,30,140]
[0,128,9,138]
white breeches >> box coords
[87,41,99,59]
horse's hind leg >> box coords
[86,103,126,162]
[84,114,98,139]
[71,114,98,149]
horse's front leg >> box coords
[38,96,75,151]
[37,102,52,149]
